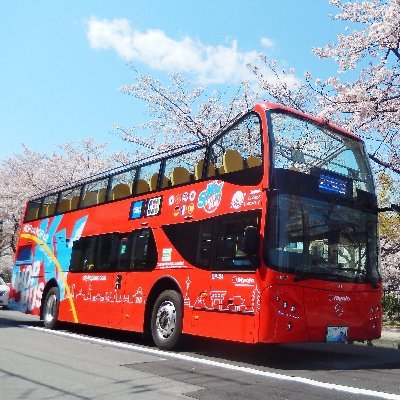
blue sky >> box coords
[0,1,343,161]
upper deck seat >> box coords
[82,191,98,207]
[194,160,215,180]
[111,183,131,200]
[58,198,72,213]
[149,173,169,191]
[222,149,244,173]
[26,207,39,221]
[135,179,150,194]
[48,203,57,215]
[97,188,107,203]
[246,155,262,168]
[171,167,191,186]
[70,195,80,210]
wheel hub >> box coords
[44,294,57,323]
[156,300,176,339]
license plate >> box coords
[326,326,348,342]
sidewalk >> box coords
[369,326,400,349]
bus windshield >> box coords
[266,111,380,284]
[270,111,374,194]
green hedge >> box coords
[382,293,400,320]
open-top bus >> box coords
[9,102,382,350]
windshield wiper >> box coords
[294,267,366,283]
[294,268,329,282]
[294,273,315,282]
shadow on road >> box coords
[50,321,400,372]
[0,309,42,328]
[3,309,400,372]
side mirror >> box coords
[243,226,259,256]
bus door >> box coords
[106,233,130,327]
[199,214,259,341]
[208,212,260,315]
[107,229,156,330]
[67,234,116,326]
[107,270,128,327]
[111,270,145,330]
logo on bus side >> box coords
[329,294,351,302]
[197,181,224,214]
[168,191,196,217]
[233,276,255,287]
[231,189,262,210]
[129,196,162,220]
[22,224,49,243]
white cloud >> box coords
[87,17,265,84]
[261,37,275,48]
[86,17,298,90]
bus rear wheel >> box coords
[43,287,60,329]
[151,290,183,350]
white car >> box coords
[0,277,10,308]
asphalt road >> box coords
[1,309,400,400]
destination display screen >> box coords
[318,174,349,196]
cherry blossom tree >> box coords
[377,173,400,294]
[314,0,399,170]
[120,1,399,174]
[115,72,257,156]
[0,138,118,276]
[250,0,400,174]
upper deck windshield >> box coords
[265,111,380,285]
[270,111,374,194]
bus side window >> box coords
[58,187,81,213]
[96,234,118,271]
[209,113,262,185]
[162,212,259,270]
[216,221,238,265]
[213,213,260,270]
[25,200,41,222]
[70,237,97,272]
[130,229,157,270]
[162,218,214,269]
[117,235,132,270]
[16,245,33,265]
[70,240,83,272]
[82,177,109,207]
[165,148,206,186]
[40,194,58,218]
[110,169,136,200]
[196,220,214,267]
[137,162,162,193]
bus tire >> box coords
[43,287,60,329]
[151,290,183,350]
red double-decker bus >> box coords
[9,102,382,349]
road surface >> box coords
[1,309,400,400]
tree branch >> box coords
[369,153,400,175]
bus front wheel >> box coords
[151,290,183,350]
[43,287,60,329]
